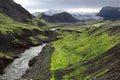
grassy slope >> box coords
[50,21,120,80]
[34,14,62,30]
[0,12,44,34]
[0,12,47,59]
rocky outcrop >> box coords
[0,28,58,74]
[0,57,13,74]
[0,0,33,22]
[97,6,120,20]
[22,44,54,80]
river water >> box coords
[0,44,46,80]
[0,27,59,80]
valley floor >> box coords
[50,21,120,80]
[22,21,120,80]
[0,10,120,80]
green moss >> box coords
[51,33,118,70]
[0,12,44,35]
[20,78,27,80]
[12,39,21,43]
[50,22,120,80]
[0,52,13,59]
[95,69,109,78]
[84,69,109,80]
[0,11,47,47]
[37,35,47,39]
[29,37,39,44]
[0,53,4,57]
[51,71,56,80]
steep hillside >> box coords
[98,6,120,20]
[50,21,120,80]
[22,20,120,80]
[0,11,57,74]
[0,0,33,22]
[41,12,78,23]
[0,0,120,80]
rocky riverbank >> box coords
[21,44,54,80]
[0,29,58,75]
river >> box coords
[0,27,59,80]
[0,44,46,80]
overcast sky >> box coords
[13,0,120,13]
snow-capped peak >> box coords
[44,10,65,16]
[32,12,41,16]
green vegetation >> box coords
[0,12,49,59]
[94,69,109,78]
[29,37,39,44]
[33,13,62,30]
[0,7,120,80]
[12,39,22,44]
[29,35,47,44]
[0,12,44,35]
[0,52,13,59]
[37,35,47,39]
[50,21,120,80]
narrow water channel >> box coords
[0,44,46,80]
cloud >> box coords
[13,0,120,13]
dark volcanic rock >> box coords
[41,12,78,23]
[98,6,120,20]
[84,44,120,80]
[0,57,13,74]
[0,0,33,22]
[0,29,58,75]
[22,45,54,80]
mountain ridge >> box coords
[41,12,78,23]
[33,10,103,22]
[97,6,120,20]
[0,0,33,22]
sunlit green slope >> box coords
[51,21,120,80]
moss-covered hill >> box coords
[22,21,120,80]
[0,0,59,75]
[50,21,120,80]
[0,11,58,74]
[0,0,120,79]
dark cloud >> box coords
[14,0,120,12]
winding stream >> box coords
[0,44,46,80]
[0,27,59,80]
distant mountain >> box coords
[72,13,103,21]
[32,10,64,17]
[44,10,64,16]
[97,6,120,20]
[0,0,33,22]
[41,12,78,23]
[32,12,41,16]
[34,10,103,22]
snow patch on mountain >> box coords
[44,10,65,16]
[32,12,41,16]
[72,13,103,21]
